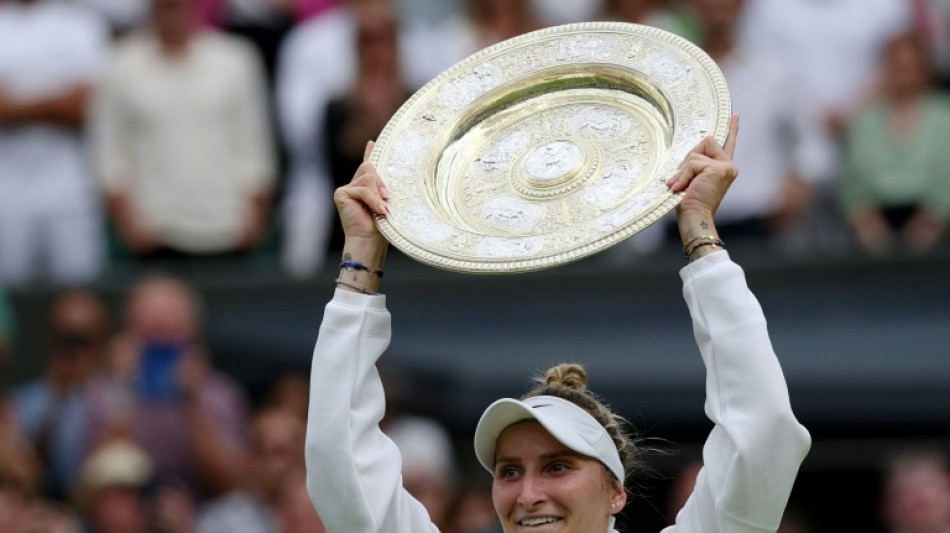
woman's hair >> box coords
[520,362,646,484]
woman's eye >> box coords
[500,467,520,479]
[549,463,569,473]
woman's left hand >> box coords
[668,114,740,219]
[670,115,740,251]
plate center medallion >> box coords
[524,141,583,185]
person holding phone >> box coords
[88,274,249,501]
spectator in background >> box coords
[386,416,459,531]
[840,34,950,256]
[323,1,409,251]
[197,408,305,533]
[741,0,912,137]
[603,0,700,43]
[0,395,41,531]
[0,0,109,289]
[445,485,499,533]
[530,0,603,26]
[881,448,950,533]
[401,0,541,90]
[691,0,832,248]
[276,469,326,533]
[87,274,249,501]
[92,0,276,263]
[74,439,156,533]
[1,393,83,533]
[74,0,151,35]
[261,373,309,422]
[276,0,405,278]
[12,290,111,500]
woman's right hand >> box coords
[333,141,390,288]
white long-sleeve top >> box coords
[306,251,811,533]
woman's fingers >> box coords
[666,154,737,192]
[363,139,375,162]
[723,114,740,159]
[359,142,390,201]
[339,162,388,215]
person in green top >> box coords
[840,33,950,256]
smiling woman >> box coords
[480,364,633,532]
[305,115,812,533]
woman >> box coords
[306,116,812,532]
[840,33,950,256]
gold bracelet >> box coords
[682,234,720,255]
[685,240,726,259]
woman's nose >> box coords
[516,473,548,508]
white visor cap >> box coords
[474,395,624,482]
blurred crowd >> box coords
[0,0,949,290]
[2,0,950,531]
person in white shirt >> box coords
[740,0,912,136]
[306,116,811,533]
[693,0,834,241]
[92,0,276,258]
[0,0,109,288]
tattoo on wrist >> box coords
[700,220,709,230]
[342,252,352,263]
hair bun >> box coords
[543,363,588,391]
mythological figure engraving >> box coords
[525,141,583,182]
[569,107,631,140]
[584,161,642,208]
[481,197,544,234]
[440,63,503,108]
[476,131,529,171]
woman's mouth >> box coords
[519,516,564,527]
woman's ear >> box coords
[609,480,626,513]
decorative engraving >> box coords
[642,51,692,88]
[386,130,430,178]
[598,193,658,230]
[524,141,583,182]
[476,131,529,172]
[400,207,451,243]
[556,36,615,62]
[668,119,708,165]
[569,107,631,140]
[584,161,643,209]
[369,22,731,272]
[440,63,503,108]
[481,197,544,234]
[477,236,544,258]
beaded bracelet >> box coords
[339,261,384,278]
[334,277,378,295]
[684,239,726,259]
[682,234,719,255]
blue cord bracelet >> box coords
[339,261,384,278]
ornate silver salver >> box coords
[372,22,731,273]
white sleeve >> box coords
[306,290,441,533]
[663,252,811,533]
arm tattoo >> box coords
[700,220,709,230]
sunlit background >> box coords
[1,0,949,532]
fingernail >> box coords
[379,186,390,199]
[379,203,388,215]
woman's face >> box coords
[491,421,624,533]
